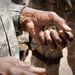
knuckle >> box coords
[47,38,51,42]
[46,37,52,42]
[44,30,49,34]
[39,31,44,37]
[50,11,56,15]
[39,33,43,37]
[61,19,66,23]
[54,37,60,41]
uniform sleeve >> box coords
[9,2,26,34]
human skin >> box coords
[20,7,73,50]
[0,57,46,75]
[0,3,73,75]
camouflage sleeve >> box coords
[9,2,26,34]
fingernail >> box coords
[63,24,72,31]
[34,67,46,73]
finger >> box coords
[39,31,46,45]
[59,30,73,42]
[10,67,38,75]
[20,62,46,75]
[29,66,46,75]
[44,30,57,50]
[50,29,66,49]
[25,19,35,36]
[23,70,38,75]
[49,12,71,31]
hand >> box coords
[20,7,73,50]
[0,57,46,75]
[43,29,73,50]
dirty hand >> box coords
[0,57,46,75]
[20,7,73,50]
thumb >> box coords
[26,20,35,36]
[49,12,71,31]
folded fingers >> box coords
[39,28,73,51]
